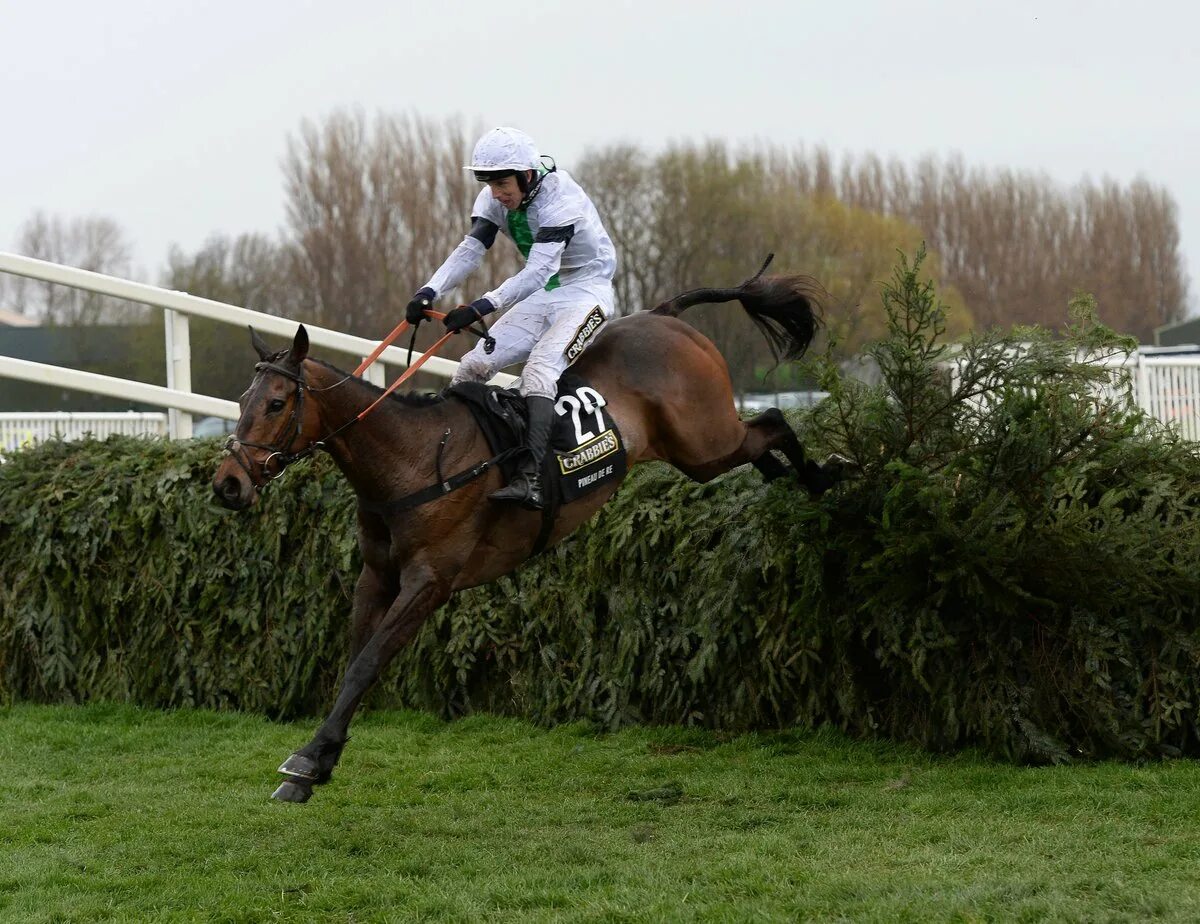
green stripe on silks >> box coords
[507,210,561,291]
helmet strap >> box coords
[518,160,556,210]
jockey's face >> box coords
[486,172,531,210]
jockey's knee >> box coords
[519,366,558,401]
[452,353,492,386]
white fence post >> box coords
[364,362,386,388]
[1135,354,1150,420]
[164,308,193,439]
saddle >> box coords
[445,382,528,486]
[447,372,628,552]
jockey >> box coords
[405,126,617,511]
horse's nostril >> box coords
[213,476,243,504]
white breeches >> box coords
[450,278,616,399]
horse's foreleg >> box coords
[284,565,397,787]
[273,572,449,804]
[348,565,398,665]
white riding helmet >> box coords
[466,127,541,177]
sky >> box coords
[3,0,1198,315]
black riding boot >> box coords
[490,395,554,510]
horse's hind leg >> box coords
[753,450,791,482]
[673,407,837,495]
[746,407,844,495]
[744,409,798,481]
[633,326,838,492]
[667,408,786,482]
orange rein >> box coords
[350,310,456,422]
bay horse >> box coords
[212,261,839,803]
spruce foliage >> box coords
[3,251,1198,761]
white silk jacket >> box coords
[423,169,617,311]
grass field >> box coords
[3,703,1200,922]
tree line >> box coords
[1,111,1189,398]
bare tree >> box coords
[164,233,288,308]
[280,109,520,345]
[578,142,970,389]
[155,233,293,398]
[8,213,137,325]
[576,143,664,315]
[835,153,1189,339]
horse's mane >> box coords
[310,358,447,408]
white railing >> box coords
[945,348,1200,441]
[1,412,166,457]
[0,252,513,440]
[1135,357,1200,441]
[3,250,1197,446]
[1067,350,1200,441]
[0,355,240,418]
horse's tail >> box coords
[648,254,825,363]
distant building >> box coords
[1154,316,1200,348]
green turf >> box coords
[3,703,1200,922]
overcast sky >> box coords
[4,0,1198,315]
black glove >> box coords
[443,297,496,333]
[405,287,435,325]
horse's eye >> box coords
[267,398,286,413]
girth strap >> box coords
[358,447,522,517]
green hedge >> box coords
[3,252,1199,762]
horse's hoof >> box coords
[822,453,859,479]
[807,453,858,495]
[277,753,320,780]
[272,780,313,803]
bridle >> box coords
[223,358,329,490]
[222,308,493,492]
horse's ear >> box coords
[249,325,272,361]
[290,325,309,365]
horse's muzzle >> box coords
[212,471,256,510]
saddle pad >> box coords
[447,372,627,505]
[550,374,627,503]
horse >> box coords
[212,261,840,803]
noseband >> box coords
[223,361,318,490]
